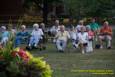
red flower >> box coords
[18,49,30,61]
[11,48,30,62]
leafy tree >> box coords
[64,0,115,18]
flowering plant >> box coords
[0,41,52,77]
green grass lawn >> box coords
[31,41,115,77]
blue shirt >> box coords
[2,31,10,38]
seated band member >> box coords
[55,25,70,52]
[0,26,10,46]
[76,20,85,32]
[39,23,46,50]
[28,23,44,48]
[15,25,29,47]
[89,18,100,42]
[69,26,78,48]
[50,20,60,37]
[86,25,94,52]
[77,27,88,54]
[99,21,112,49]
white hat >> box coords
[21,25,26,29]
[1,26,6,30]
[33,23,39,28]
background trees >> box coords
[64,0,115,18]
[23,0,115,23]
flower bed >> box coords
[0,42,52,77]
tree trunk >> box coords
[43,0,48,24]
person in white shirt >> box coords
[28,23,44,48]
[76,20,85,32]
[77,27,88,54]
[55,25,70,52]
[69,26,78,48]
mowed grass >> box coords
[31,40,115,77]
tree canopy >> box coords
[23,0,115,23]
[64,0,115,18]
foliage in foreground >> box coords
[0,42,52,77]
